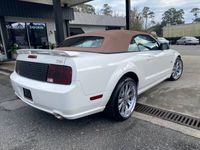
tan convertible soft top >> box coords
[57,30,149,53]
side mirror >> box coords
[159,43,170,50]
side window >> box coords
[134,35,160,51]
[128,38,140,52]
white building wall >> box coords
[0,22,7,60]
[69,25,106,33]
[46,22,56,44]
[81,26,106,33]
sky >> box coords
[87,0,200,23]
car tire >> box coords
[169,57,183,81]
[105,77,137,121]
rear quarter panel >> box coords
[72,52,144,105]
[72,49,181,106]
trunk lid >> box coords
[17,49,80,65]
[16,49,79,83]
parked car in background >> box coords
[169,40,177,45]
[10,30,183,121]
[157,37,170,44]
[176,36,199,45]
[157,37,170,49]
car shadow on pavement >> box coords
[17,106,136,127]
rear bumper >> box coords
[10,72,105,119]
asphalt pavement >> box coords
[171,45,200,56]
[0,73,200,149]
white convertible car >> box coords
[10,30,183,121]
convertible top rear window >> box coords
[59,36,104,48]
[56,30,150,53]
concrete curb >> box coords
[0,68,13,74]
[133,112,200,139]
[0,68,13,76]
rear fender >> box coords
[172,51,182,65]
[102,62,141,106]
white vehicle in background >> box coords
[176,36,199,45]
[10,30,183,121]
[157,37,170,44]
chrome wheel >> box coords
[172,58,183,80]
[118,81,137,118]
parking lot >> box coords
[0,45,200,149]
[172,45,200,56]
[139,45,200,118]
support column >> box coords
[53,0,65,45]
[0,16,9,59]
[126,0,131,30]
[65,20,70,37]
[64,4,70,37]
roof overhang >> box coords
[19,0,93,7]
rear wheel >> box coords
[169,57,183,81]
[105,77,137,121]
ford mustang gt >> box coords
[10,30,183,121]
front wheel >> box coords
[105,77,137,121]
[169,57,183,81]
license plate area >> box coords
[23,88,33,101]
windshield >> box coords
[186,37,197,40]
[59,36,104,48]
[134,35,159,51]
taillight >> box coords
[28,55,37,59]
[47,64,72,85]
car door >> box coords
[132,35,172,87]
[180,37,185,44]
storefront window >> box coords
[27,23,48,49]
[70,28,84,36]
[6,22,29,49]
[6,22,48,49]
